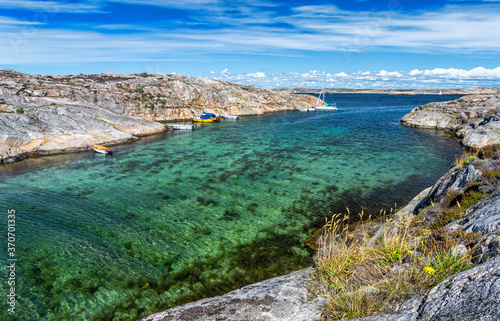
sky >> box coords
[1,0,500,89]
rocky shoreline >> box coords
[0,69,317,164]
[141,93,500,321]
[401,94,500,149]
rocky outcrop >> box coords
[424,164,481,202]
[470,230,500,264]
[0,95,166,163]
[0,69,317,163]
[447,189,500,235]
[139,268,325,321]
[0,69,317,121]
[400,94,500,149]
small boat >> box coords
[315,81,337,110]
[192,111,220,123]
[91,144,113,154]
[316,103,337,110]
[202,111,220,122]
[221,114,239,120]
[169,124,195,130]
[192,114,215,123]
[298,107,316,112]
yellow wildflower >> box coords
[424,266,436,275]
[407,250,413,254]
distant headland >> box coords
[278,87,500,95]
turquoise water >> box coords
[0,94,463,320]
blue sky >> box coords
[1,0,499,88]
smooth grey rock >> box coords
[447,189,500,234]
[139,268,325,321]
[425,164,479,202]
[346,255,500,321]
[462,120,500,149]
[451,243,468,258]
[0,103,164,163]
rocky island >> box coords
[0,69,317,163]
[401,94,500,149]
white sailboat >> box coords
[315,82,337,110]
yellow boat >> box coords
[91,144,113,154]
[192,111,220,123]
[192,116,214,123]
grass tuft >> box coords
[454,152,477,168]
[314,209,476,320]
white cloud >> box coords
[0,0,106,13]
[246,72,266,78]
[210,67,500,89]
[409,67,500,79]
[0,16,43,25]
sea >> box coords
[0,93,464,320]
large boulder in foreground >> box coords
[139,268,325,321]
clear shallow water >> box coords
[0,94,463,320]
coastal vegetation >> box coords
[314,212,476,320]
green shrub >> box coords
[483,171,500,179]
[478,145,500,159]
[16,108,24,114]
